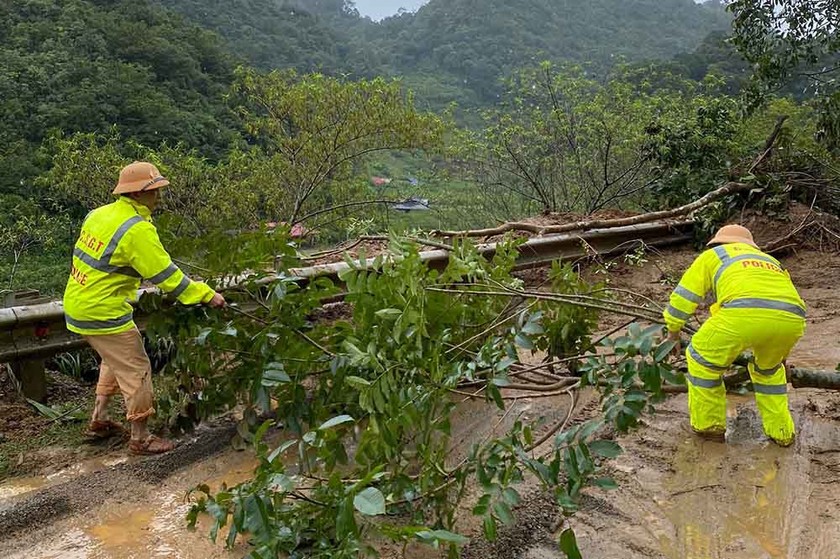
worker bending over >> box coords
[663,225,806,446]
[63,162,225,455]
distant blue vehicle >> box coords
[393,197,430,212]
[407,176,420,186]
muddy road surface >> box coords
[1,248,839,559]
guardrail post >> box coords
[11,359,47,402]
[4,291,50,402]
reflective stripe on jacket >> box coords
[663,242,806,333]
[63,197,215,336]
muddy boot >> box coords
[769,433,795,448]
[692,426,726,443]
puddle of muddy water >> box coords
[7,450,259,559]
[572,392,840,559]
[0,454,134,507]
[644,396,840,559]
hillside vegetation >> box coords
[378,0,730,99]
[0,0,238,196]
[157,0,731,103]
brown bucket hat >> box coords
[112,162,170,195]
[707,224,758,249]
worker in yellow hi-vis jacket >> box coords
[663,224,806,446]
[63,162,226,455]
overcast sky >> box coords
[354,1,713,21]
[353,0,429,21]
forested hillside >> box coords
[158,0,731,102]
[154,0,387,76]
[0,0,238,196]
[3,0,832,298]
[377,0,731,99]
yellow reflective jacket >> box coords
[663,242,806,333]
[63,197,214,336]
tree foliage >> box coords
[39,71,448,247]
[728,0,840,149]
[374,0,731,101]
[137,235,683,558]
[455,63,738,219]
[229,69,447,225]
[0,0,238,196]
[0,197,70,290]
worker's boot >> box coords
[691,426,726,443]
[768,433,795,448]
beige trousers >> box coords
[84,329,155,422]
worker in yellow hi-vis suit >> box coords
[663,225,806,446]
[63,162,226,455]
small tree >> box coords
[455,63,678,219]
[230,68,448,226]
[0,207,68,290]
[728,0,840,149]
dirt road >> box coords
[0,248,838,559]
[465,249,840,559]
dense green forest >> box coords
[157,0,732,104]
[1,0,838,298]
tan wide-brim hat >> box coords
[112,161,170,195]
[707,224,758,249]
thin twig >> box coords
[526,389,577,452]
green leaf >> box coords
[589,440,622,459]
[267,439,296,463]
[515,332,535,350]
[577,419,604,441]
[25,398,60,420]
[319,415,355,430]
[353,487,386,516]
[261,364,290,386]
[375,308,403,319]
[624,390,647,403]
[220,326,238,337]
[493,501,514,525]
[346,375,371,389]
[559,528,582,559]
[654,340,677,363]
[416,530,470,545]
[642,324,664,338]
[495,356,517,372]
[593,477,619,490]
[196,328,212,346]
[483,514,498,541]
[521,319,544,336]
[502,487,521,506]
[336,497,357,539]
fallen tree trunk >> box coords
[433,115,791,239]
[790,367,840,390]
[660,367,840,394]
[431,181,751,238]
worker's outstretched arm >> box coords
[126,222,217,305]
[663,250,716,333]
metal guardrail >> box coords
[0,220,693,363]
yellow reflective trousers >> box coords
[664,242,807,445]
[686,309,804,446]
